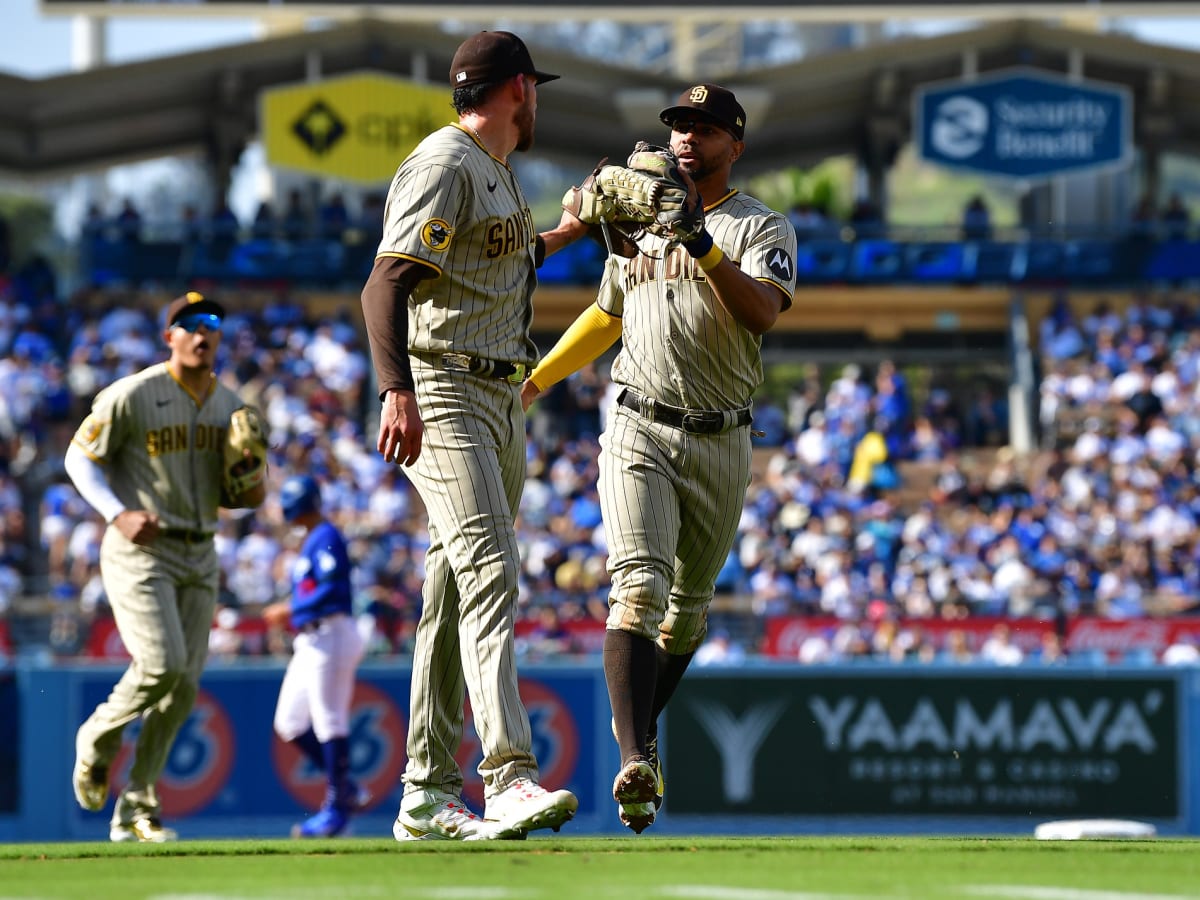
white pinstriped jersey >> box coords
[70,363,244,532]
[377,123,539,366]
[598,190,797,410]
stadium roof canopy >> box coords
[2,17,1200,184]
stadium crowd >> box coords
[2,213,1200,668]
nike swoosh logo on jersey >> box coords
[487,180,498,192]
[156,399,170,407]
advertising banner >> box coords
[261,73,449,184]
[667,671,1179,818]
[915,68,1131,181]
[0,671,17,813]
[68,664,599,830]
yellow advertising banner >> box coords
[261,72,451,183]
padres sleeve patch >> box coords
[766,248,795,283]
[420,219,454,252]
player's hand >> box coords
[520,379,543,412]
[114,510,159,546]
[379,389,423,467]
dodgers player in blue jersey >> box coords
[268,475,367,838]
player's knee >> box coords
[159,671,197,714]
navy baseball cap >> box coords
[660,83,747,140]
[280,475,322,522]
[449,31,559,89]
[166,291,226,327]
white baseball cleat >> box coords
[393,790,502,841]
[72,758,109,813]
[485,777,577,837]
[110,815,178,843]
[613,758,658,834]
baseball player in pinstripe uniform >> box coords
[65,292,267,842]
[522,84,798,833]
[359,30,586,841]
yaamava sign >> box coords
[914,68,1132,180]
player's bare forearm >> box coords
[379,388,423,467]
[705,262,783,335]
[112,509,159,545]
[520,379,543,411]
[539,209,589,258]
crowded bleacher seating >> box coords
[4,206,1200,670]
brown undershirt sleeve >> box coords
[360,256,434,398]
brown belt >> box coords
[617,388,752,435]
[160,528,214,544]
[435,352,528,384]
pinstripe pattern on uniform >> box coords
[600,191,797,411]
[71,362,243,533]
[402,357,537,796]
[81,526,218,792]
[599,405,752,653]
[595,187,795,654]
[378,124,538,367]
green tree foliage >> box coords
[0,193,54,267]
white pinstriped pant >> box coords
[599,404,754,653]
[400,360,538,800]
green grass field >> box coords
[2,837,1199,899]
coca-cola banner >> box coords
[762,615,1200,661]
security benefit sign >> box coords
[915,69,1131,180]
[667,673,1178,818]
[261,73,450,183]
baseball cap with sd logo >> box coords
[660,83,747,140]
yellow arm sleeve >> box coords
[528,302,622,392]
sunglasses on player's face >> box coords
[172,312,223,334]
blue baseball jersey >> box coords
[289,519,354,629]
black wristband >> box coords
[683,230,713,258]
[534,235,547,269]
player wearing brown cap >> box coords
[523,83,798,833]
[66,291,266,841]
[360,30,587,841]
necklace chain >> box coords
[465,123,487,149]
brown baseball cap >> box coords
[165,290,226,327]
[660,83,747,140]
[449,31,559,89]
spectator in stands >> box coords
[208,202,241,261]
[252,200,277,240]
[318,193,350,241]
[0,212,10,275]
[281,188,312,242]
[1127,193,1157,239]
[787,201,832,240]
[939,628,975,664]
[963,384,1008,446]
[1161,192,1191,239]
[1031,631,1066,665]
[114,198,142,246]
[693,629,746,666]
[960,194,992,241]
[978,622,1024,665]
[848,197,884,237]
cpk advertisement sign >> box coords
[915,68,1131,180]
[667,673,1178,818]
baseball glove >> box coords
[222,406,268,500]
[561,142,704,255]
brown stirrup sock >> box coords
[603,628,657,763]
[650,645,695,725]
